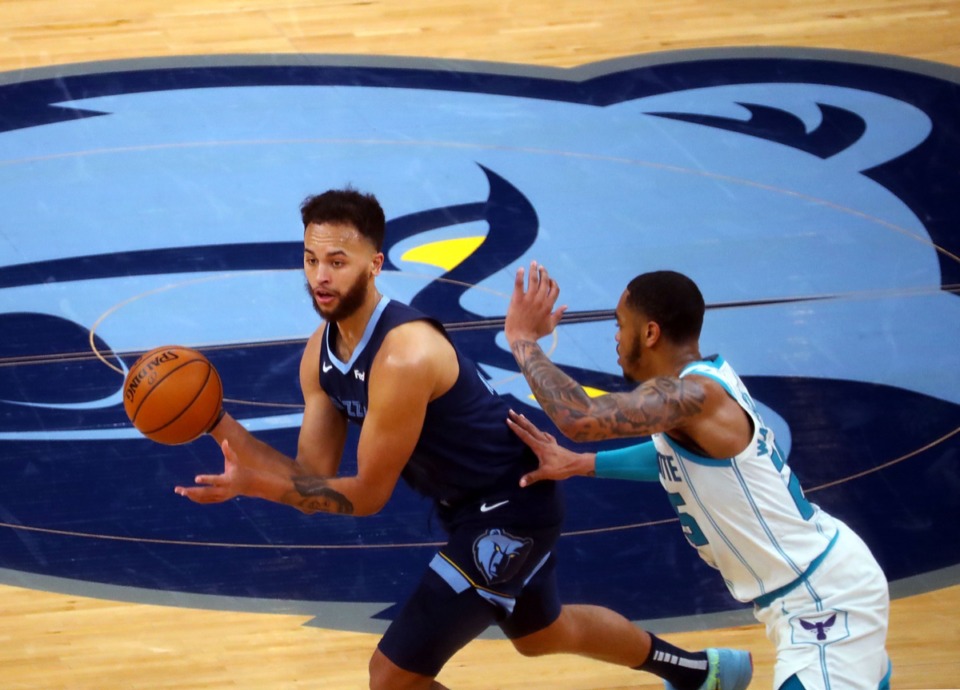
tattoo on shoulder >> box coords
[292,476,355,515]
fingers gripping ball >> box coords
[123,346,224,445]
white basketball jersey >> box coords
[653,356,838,603]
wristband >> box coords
[594,441,660,482]
[206,408,226,434]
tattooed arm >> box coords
[174,433,361,515]
[174,402,362,515]
[175,323,415,517]
[504,261,708,442]
[176,320,454,517]
[510,337,707,442]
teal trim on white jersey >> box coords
[682,355,737,399]
[660,433,733,467]
[752,530,839,608]
[653,356,839,603]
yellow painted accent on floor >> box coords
[400,237,485,271]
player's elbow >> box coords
[351,500,386,517]
[351,490,392,517]
[554,417,595,444]
[296,497,382,517]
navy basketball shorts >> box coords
[378,480,564,677]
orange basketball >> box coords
[123,345,223,445]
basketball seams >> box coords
[198,368,224,435]
[129,358,206,425]
[123,346,224,445]
[138,360,212,437]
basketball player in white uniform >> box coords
[503,264,891,690]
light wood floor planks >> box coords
[1,0,959,74]
[2,581,958,688]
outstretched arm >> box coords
[178,381,361,514]
[175,327,385,516]
[504,262,707,442]
[503,260,590,424]
[508,410,661,486]
[506,409,596,486]
[176,321,450,517]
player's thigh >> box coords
[500,552,561,645]
[765,525,890,689]
[776,626,890,690]
[377,567,498,678]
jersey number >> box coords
[759,428,815,520]
[668,492,709,547]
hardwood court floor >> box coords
[2,0,959,73]
[1,580,957,688]
[2,1,959,688]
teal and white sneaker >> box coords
[664,648,753,690]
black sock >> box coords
[635,634,709,689]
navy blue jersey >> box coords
[318,297,537,506]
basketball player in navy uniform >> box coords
[175,189,751,690]
[503,264,891,690]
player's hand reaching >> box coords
[175,439,249,503]
[504,260,567,346]
[507,410,596,487]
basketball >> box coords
[123,345,223,445]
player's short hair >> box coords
[625,271,705,343]
[300,188,386,251]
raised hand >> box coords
[504,260,567,346]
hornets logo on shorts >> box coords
[473,529,533,586]
[791,609,850,646]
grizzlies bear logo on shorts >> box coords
[473,529,533,586]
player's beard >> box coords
[619,336,643,382]
[304,274,370,322]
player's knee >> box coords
[368,650,402,690]
[512,635,550,657]
[369,649,435,690]
[368,651,389,690]
[510,611,569,657]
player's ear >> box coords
[643,320,661,346]
[370,252,384,276]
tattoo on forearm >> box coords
[512,337,706,440]
[511,339,593,423]
[291,476,355,515]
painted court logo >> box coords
[0,50,957,632]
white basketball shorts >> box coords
[754,518,891,690]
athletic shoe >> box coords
[664,648,753,690]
